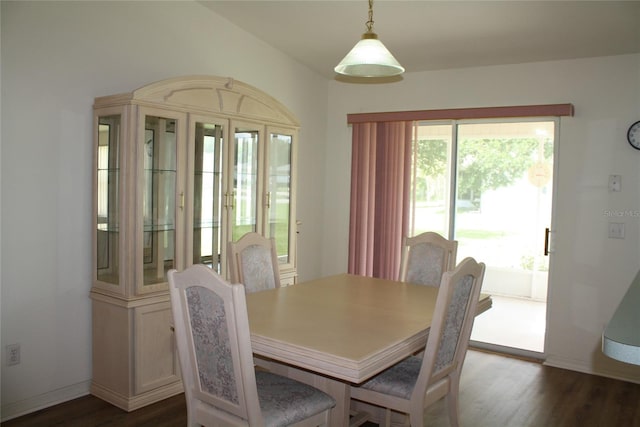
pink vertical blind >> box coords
[348,123,376,276]
[348,121,412,279]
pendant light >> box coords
[334,0,405,77]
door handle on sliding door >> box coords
[544,227,550,256]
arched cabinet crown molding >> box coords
[95,75,300,127]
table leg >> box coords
[314,376,350,426]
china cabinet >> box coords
[90,76,299,410]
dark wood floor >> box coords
[3,349,640,426]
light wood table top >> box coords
[247,273,491,384]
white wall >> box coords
[324,54,640,381]
[3,0,640,420]
[0,1,328,419]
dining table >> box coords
[245,273,492,426]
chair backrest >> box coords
[227,232,281,293]
[398,231,458,286]
[412,257,485,401]
[168,265,263,426]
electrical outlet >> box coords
[7,344,20,366]
[608,222,625,239]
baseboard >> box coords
[544,355,640,385]
[543,354,593,373]
[1,380,91,422]
[469,341,546,362]
[90,380,183,412]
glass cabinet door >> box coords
[192,120,226,273]
[266,130,294,265]
[142,114,178,287]
[96,114,121,285]
[232,124,261,241]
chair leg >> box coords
[381,408,392,427]
[408,408,424,427]
[447,373,461,427]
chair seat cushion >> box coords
[256,371,336,427]
[358,356,422,400]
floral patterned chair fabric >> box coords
[228,232,281,293]
[169,265,335,426]
[350,257,485,427]
[399,232,458,287]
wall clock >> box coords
[628,120,640,150]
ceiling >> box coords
[202,1,640,80]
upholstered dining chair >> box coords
[228,232,281,293]
[398,231,458,287]
[168,264,336,427]
[350,257,485,427]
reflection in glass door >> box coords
[96,115,121,285]
[233,126,260,240]
[142,115,177,286]
[409,124,453,238]
[266,131,293,264]
[192,121,225,273]
[411,120,556,354]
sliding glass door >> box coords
[411,119,557,353]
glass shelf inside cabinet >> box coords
[193,122,225,273]
[232,127,259,241]
[96,115,121,285]
[268,132,293,265]
[142,116,177,286]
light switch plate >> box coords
[608,222,625,239]
[609,175,622,192]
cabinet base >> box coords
[90,380,183,412]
